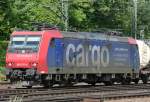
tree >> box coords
[0,0,150,38]
[0,0,12,39]
[138,0,150,38]
[69,0,131,36]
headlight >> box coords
[32,62,37,67]
[7,62,12,67]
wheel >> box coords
[142,78,148,84]
[104,81,113,86]
[26,86,32,89]
[121,80,126,85]
[121,78,131,85]
[91,82,96,86]
[126,77,131,84]
[43,80,53,88]
[141,74,148,84]
[62,80,73,87]
[134,78,139,84]
[44,84,53,88]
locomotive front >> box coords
[5,31,42,85]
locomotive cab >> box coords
[6,35,41,85]
[5,29,63,87]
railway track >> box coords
[25,90,150,102]
[0,81,10,85]
[0,81,11,90]
[1,84,150,102]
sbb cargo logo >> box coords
[65,44,110,68]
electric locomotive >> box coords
[5,28,150,88]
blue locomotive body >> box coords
[47,36,139,74]
[45,32,140,85]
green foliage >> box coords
[0,41,8,67]
[0,0,150,38]
[68,0,132,34]
[138,0,150,38]
[0,67,6,81]
[0,67,5,72]
[0,0,11,39]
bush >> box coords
[0,41,8,67]
[0,67,6,81]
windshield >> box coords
[8,35,41,53]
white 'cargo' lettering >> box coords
[101,46,109,67]
[66,44,75,65]
[76,44,85,67]
[66,44,109,67]
[91,45,100,67]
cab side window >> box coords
[50,38,55,48]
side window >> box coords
[50,38,55,48]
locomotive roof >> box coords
[61,32,136,44]
[11,30,136,44]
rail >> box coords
[1,84,150,102]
